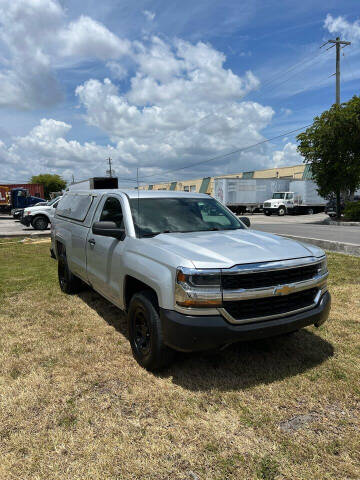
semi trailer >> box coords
[213,178,290,214]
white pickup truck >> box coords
[21,196,62,230]
[51,188,331,370]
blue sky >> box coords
[0,0,359,185]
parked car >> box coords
[51,187,330,370]
[21,196,62,230]
[12,201,48,220]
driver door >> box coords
[86,194,126,305]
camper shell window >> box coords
[57,194,93,221]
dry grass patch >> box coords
[0,242,359,479]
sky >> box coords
[0,0,359,187]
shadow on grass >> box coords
[79,289,334,392]
[78,289,129,339]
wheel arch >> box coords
[124,275,159,313]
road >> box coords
[0,215,50,237]
[249,214,360,245]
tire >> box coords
[278,206,286,216]
[307,208,314,215]
[264,210,271,216]
[128,291,175,371]
[32,215,48,230]
[58,253,82,294]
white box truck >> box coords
[263,180,326,216]
[213,178,290,214]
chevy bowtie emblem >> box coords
[273,285,293,296]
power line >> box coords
[139,123,312,182]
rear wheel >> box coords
[307,208,314,215]
[278,206,286,216]
[58,253,82,294]
[32,215,48,230]
[128,291,174,370]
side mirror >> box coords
[92,221,125,239]
[240,216,251,228]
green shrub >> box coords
[344,201,360,221]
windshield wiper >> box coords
[140,230,171,238]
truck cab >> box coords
[263,192,294,216]
[10,188,45,217]
[51,188,330,370]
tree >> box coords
[30,174,66,199]
[297,95,360,218]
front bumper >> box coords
[20,215,32,226]
[160,291,331,352]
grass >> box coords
[0,239,359,479]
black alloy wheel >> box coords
[128,291,174,370]
[133,306,152,356]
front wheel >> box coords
[278,206,286,216]
[128,291,174,371]
[32,215,49,230]
[264,210,271,216]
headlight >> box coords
[175,267,222,308]
[317,258,327,276]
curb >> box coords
[0,232,51,238]
[323,219,360,227]
[279,234,360,257]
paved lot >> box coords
[253,222,360,245]
[247,213,360,244]
[0,215,50,237]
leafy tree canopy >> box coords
[30,174,66,199]
[297,95,360,206]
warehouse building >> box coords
[140,164,310,195]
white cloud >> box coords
[1,118,133,181]
[106,61,128,80]
[143,10,156,21]
[324,14,360,42]
[272,142,303,168]
[59,15,131,59]
[73,36,273,182]
[0,0,130,109]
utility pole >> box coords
[326,37,351,105]
[321,37,351,219]
[106,157,113,177]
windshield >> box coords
[47,197,60,206]
[129,197,244,237]
[272,193,286,199]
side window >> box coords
[99,197,124,228]
[286,193,293,200]
[57,194,93,221]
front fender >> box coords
[123,252,175,309]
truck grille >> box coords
[263,202,271,208]
[222,263,319,290]
[223,288,318,321]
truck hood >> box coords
[148,229,323,269]
[24,205,50,213]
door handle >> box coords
[88,239,96,246]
